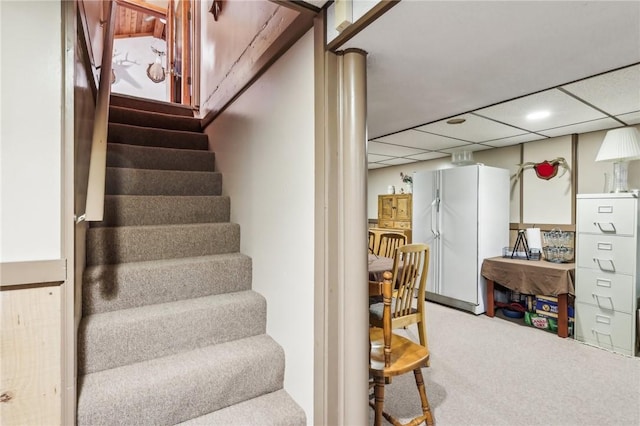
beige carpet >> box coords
[373,301,640,426]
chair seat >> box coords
[369,328,429,377]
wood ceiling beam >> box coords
[116,0,166,18]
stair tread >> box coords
[83,253,252,315]
[79,290,266,374]
[105,167,222,196]
[77,334,285,426]
[177,389,306,426]
[107,142,215,172]
[92,195,230,227]
[110,93,195,116]
[110,105,202,132]
[108,122,208,150]
[86,222,241,265]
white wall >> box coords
[0,1,62,262]
[368,145,523,223]
[111,36,168,102]
[203,30,315,422]
[368,125,640,225]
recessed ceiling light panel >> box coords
[526,110,551,120]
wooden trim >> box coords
[180,0,190,105]
[509,223,576,232]
[0,260,66,288]
[85,0,116,221]
[201,7,315,128]
[313,15,330,425]
[571,133,578,224]
[62,2,78,422]
[115,0,166,17]
[326,0,399,52]
[271,0,323,14]
[519,143,524,224]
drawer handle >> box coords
[593,258,616,272]
[594,222,616,233]
[592,329,614,346]
[592,293,614,310]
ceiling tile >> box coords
[617,111,640,125]
[376,129,472,151]
[439,144,494,154]
[483,133,548,148]
[378,157,420,166]
[475,88,607,132]
[368,153,394,162]
[368,141,427,157]
[367,162,388,169]
[561,64,640,116]
[415,113,525,143]
[405,152,450,162]
[537,117,623,138]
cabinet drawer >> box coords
[576,234,636,275]
[379,220,395,228]
[575,267,634,313]
[575,302,633,354]
[394,221,411,229]
[577,198,636,236]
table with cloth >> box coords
[481,256,575,338]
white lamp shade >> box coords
[595,127,640,162]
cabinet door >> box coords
[395,195,412,221]
[379,196,395,221]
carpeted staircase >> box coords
[77,94,306,425]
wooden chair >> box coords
[370,269,434,426]
[377,233,406,258]
[369,243,430,357]
[369,230,376,254]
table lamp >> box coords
[595,127,640,193]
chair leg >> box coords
[417,320,430,367]
[373,375,385,426]
[413,368,434,426]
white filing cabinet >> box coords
[575,194,639,356]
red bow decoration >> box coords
[511,157,570,181]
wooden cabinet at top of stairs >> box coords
[378,194,412,229]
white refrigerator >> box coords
[412,164,509,314]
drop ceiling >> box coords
[335,1,640,169]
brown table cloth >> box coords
[481,256,575,338]
[368,254,395,282]
[481,256,575,296]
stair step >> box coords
[105,167,222,196]
[108,122,208,150]
[83,253,252,315]
[86,223,240,266]
[177,389,306,426]
[109,105,202,132]
[79,290,266,374]
[91,195,230,228]
[107,143,216,172]
[110,93,194,117]
[77,334,285,426]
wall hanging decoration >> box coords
[400,172,413,193]
[146,46,166,83]
[511,157,570,181]
[210,0,222,21]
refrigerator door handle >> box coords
[430,196,440,237]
